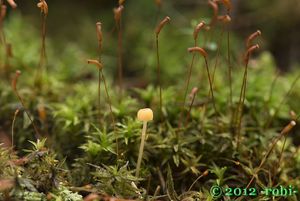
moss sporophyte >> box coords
[1,0,300,200]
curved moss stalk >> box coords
[0,4,8,76]
[271,135,287,184]
[264,73,300,128]
[11,108,20,148]
[235,44,260,149]
[246,120,296,188]
[87,60,119,160]
[233,31,261,131]
[179,22,205,127]
[35,0,48,87]
[155,16,170,120]
[184,87,198,126]
[12,70,41,139]
[205,0,218,44]
[114,5,124,95]
[217,1,233,110]
[155,32,162,118]
[188,47,218,115]
[96,22,103,125]
[188,170,209,191]
[234,30,261,147]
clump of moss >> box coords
[0,0,300,200]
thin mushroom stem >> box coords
[136,121,148,177]
[246,120,296,188]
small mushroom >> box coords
[136,108,153,177]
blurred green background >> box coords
[4,0,300,82]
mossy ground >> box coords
[1,1,300,201]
